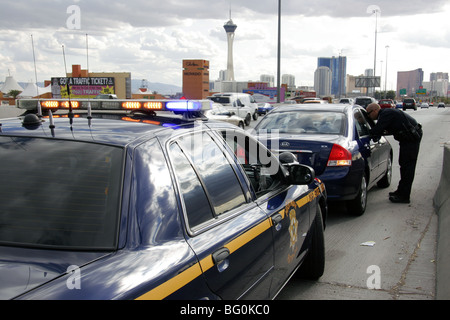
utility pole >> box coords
[277,0,281,103]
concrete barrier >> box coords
[433,142,450,300]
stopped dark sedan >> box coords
[255,104,393,216]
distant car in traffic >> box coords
[355,96,377,109]
[257,102,274,115]
[403,98,417,110]
[207,94,253,126]
[339,98,354,105]
[94,94,117,99]
[303,99,328,104]
[255,104,393,216]
[420,102,429,109]
[378,99,395,109]
[207,93,259,121]
[437,102,446,108]
[205,103,246,129]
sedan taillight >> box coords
[327,144,352,166]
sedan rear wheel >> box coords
[377,156,392,188]
[347,174,367,216]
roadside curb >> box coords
[433,142,450,300]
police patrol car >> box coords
[0,98,327,300]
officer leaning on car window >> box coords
[366,103,423,204]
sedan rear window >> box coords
[257,111,346,135]
[0,137,123,250]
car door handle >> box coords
[212,247,230,264]
[271,213,283,225]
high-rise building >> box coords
[318,56,347,97]
[430,72,448,81]
[182,59,210,99]
[223,17,237,82]
[260,74,275,87]
[396,68,424,97]
[314,66,332,96]
[282,74,295,88]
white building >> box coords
[282,74,295,88]
[0,76,23,94]
[423,79,449,97]
[260,74,274,87]
[314,67,332,96]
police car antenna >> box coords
[86,33,92,122]
[31,34,42,118]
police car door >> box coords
[168,130,275,300]
[220,130,312,297]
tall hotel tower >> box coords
[223,15,237,81]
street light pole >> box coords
[277,0,281,103]
[373,9,379,97]
[385,45,389,98]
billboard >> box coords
[51,77,115,98]
[355,76,381,88]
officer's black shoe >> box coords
[389,195,410,204]
[389,190,399,197]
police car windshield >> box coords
[0,137,123,250]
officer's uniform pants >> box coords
[397,140,421,199]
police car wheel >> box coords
[252,111,258,121]
[297,205,325,280]
[238,121,245,129]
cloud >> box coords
[1,0,449,87]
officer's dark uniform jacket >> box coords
[369,108,422,143]
[370,108,423,200]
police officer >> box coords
[366,103,423,203]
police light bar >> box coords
[17,99,212,114]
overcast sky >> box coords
[1,0,449,91]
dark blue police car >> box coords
[0,99,327,300]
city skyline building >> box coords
[397,68,424,97]
[223,14,237,82]
[282,74,295,88]
[430,72,449,82]
[260,74,275,87]
[182,59,210,99]
[314,66,332,96]
[318,56,347,97]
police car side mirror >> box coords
[286,164,315,185]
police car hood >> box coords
[0,246,108,299]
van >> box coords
[207,93,259,122]
[402,98,417,111]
